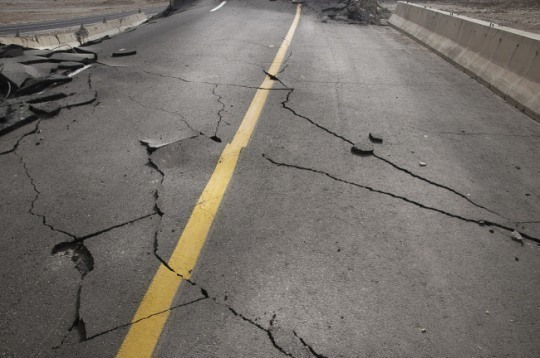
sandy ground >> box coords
[381,0,540,33]
[0,0,169,24]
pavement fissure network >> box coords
[275,83,538,242]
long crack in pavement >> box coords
[277,84,525,226]
[262,154,540,244]
[210,84,227,142]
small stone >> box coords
[351,139,374,156]
[420,328,427,333]
[511,230,524,245]
[478,220,486,226]
[29,102,62,116]
[369,132,383,143]
[321,15,329,23]
[112,49,137,57]
[485,310,490,315]
[514,256,519,261]
[489,229,494,233]
[419,162,427,167]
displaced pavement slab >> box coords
[16,73,72,96]
[23,49,54,57]
[0,60,33,88]
[15,55,52,65]
[48,52,97,64]
[58,61,86,70]
[0,105,38,136]
[30,101,62,116]
[56,90,97,108]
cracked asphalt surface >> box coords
[1,0,540,356]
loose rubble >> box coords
[321,0,391,25]
[0,43,99,135]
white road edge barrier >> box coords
[0,13,148,51]
[389,1,540,122]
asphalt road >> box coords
[1,0,539,357]
[0,5,167,36]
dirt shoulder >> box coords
[381,0,540,34]
[0,0,169,25]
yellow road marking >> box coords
[116,5,302,357]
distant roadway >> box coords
[0,5,167,36]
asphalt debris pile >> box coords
[0,44,97,135]
[318,0,391,25]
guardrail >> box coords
[0,13,147,50]
[389,1,540,122]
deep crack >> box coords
[0,119,42,156]
[141,69,291,91]
[280,88,510,222]
[294,331,329,358]
[262,154,540,244]
[227,309,293,357]
[211,84,226,140]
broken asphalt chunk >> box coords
[369,132,383,143]
[28,62,59,77]
[0,45,24,58]
[48,52,97,64]
[0,106,38,136]
[419,162,427,167]
[112,49,137,57]
[58,61,85,70]
[57,90,96,108]
[16,74,72,96]
[0,61,32,88]
[351,138,374,156]
[30,102,62,116]
[511,230,524,245]
[23,49,54,57]
[27,91,68,103]
[15,55,52,65]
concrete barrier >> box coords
[0,13,147,51]
[389,2,540,121]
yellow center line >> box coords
[116,5,302,357]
